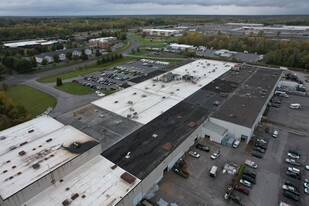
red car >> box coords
[234,184,250,195]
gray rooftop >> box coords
[204,121,228,136]
[211,67,282,128]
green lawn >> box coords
[131,49,151,56]
[129,34,169,45]
[55,82,95,95]
[4,85,56,116]
[38,57,136,83]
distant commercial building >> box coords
[89,37,117,49]
[3,40,58,48]
[143,29,180,37]
[226,23,264,27]
[168,43,196,50]
[213,49,237,58]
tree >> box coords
[2,56,16,69]
[41,59,48,65]
[142,32,146,38]
[14,59,32,73]
[131,49,136,54]
[56,77,63,86]
[30,57,37,68]
[0,64,8,75]
[95,49,101,57]
[136,47,140,53]
[72,55,80,61]
[53,54,60,63]
[2,83,8,91]
[66,51,72,60]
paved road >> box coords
[0,36,140,117]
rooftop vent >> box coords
[187,121,197,128]
[0,136,6,140]
[133,92,137,95]
[71,193,79,200]
[162,142,173,151]
[28,129,34,133]
[19,151,26,156]
[111,165,117,170]
[20,142,28,146]
[121,172,136,184]
[9,145,17,150]
[127,101,133,105]
[141,94,147,98]
[152,134,158,138]
[114,101,118,103]
[32,163,40,169]
[125,152,131,159]
[81,195,86,199]
[62,199,71,206]
[46,138,52,143]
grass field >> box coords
[129,34,169,45]
[38,57,136,83]
[55,82,95,95]
[4,85,56,116]
[131,49,151,56]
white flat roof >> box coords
[3,40,57,48]
[0,125,98,200]
[93,59,235,124]
[25,156,140,206]
[170,43,195,48]
[0,115,64,156]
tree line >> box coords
[177,32,309,69]
[0,91,31,131]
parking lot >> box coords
[70,59,170,92]
[151,94,309,206]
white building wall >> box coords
[1,144,101,206]
[209,117,252,143]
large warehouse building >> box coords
[0,116,140,206]
[0,59,281,206]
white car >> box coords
[306,165,309,170]
[232,140,240,148]
[288,167,300,174]
[285,158,300,166]
[287,153,300,159]
[304,182,309,188]
[305,188,309,194]
[189,151,200,158]
[211,151,221,160]
[245,160,258,169]
[240,179,251,187]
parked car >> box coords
[282,184,300,196]
[242,175,256,184]
[252,152,262,159]
[304,182,309,188]
[255,142,267,150]
[234,184,250,195]
[211,151,221,160]
[272,130,278,138]
[196,143,210,152]
[287,153,300,159]
[305,179,309,184]
[283,190,299,201]
[256,138,267,144]
[243,170,256,179]
[306,165,309,170]
[285,181,296,188]
[288,150,301,156]
[285,158,301,166]
[287,167,300,174]
[271,103,280,108]
[305,187,309,194]
[286,171,300,179]
[253,147,265,153]
[245,160,257,169]
[239,179,251,187]
[232,140,240,148]
[188,151,200,158]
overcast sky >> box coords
[0,0,308,16]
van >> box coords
[290,103,301,109]
[275,91,289,98]
[209,165,218,177]
[273,130,278,138]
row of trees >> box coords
[1,56,36,73]
[96,53,123,65]
[177,32,309,69]
[0,91,31,131]
[1,16,308,41]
